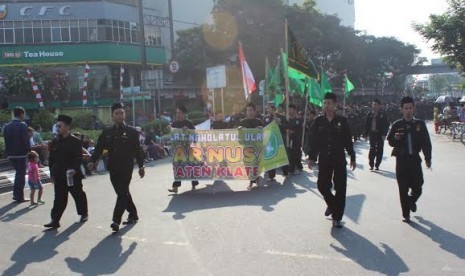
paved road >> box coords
[1,126,464,276]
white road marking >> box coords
[442,265,465,273]
[163,241,190,246]
[265,249,352,262]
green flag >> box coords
[267,58,283,106]
[308,78,323,107]
[274,93,284,108]
[320,71,332,94]
[344,75,355,97]
[287,26,319,79]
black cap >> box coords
[373,99,381,104]
[57,114,72,125]
[324,93,337,101]
[111,102,124,113]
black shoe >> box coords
[369,166,374,170]
[402,217,411,223]
[14,198,30,203]
[375,166,379,171]
[44,221,60,228]
[110,222,120,232]
[410,202,417,213]
[332,219,343,228]
[324,207,332,216]
[122,218,138,225]
[80,215,88,222]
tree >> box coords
[174,0,422,99]
[414,0,465,70]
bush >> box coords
[71,111,94,130]
[143,119,171,136]
[0,110,11,127]
[31,109,55,131]
[0,137,5,158]
[188,111,206,120]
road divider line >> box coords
[265,249,352,262]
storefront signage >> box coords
[0,43,166,66]
[19,5,71,17]
[2,50,64,59]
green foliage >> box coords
[175,0,421,97]
[41,131,54,141]
[31,109,55,130]
[414,0,465,70]
[71,128,102,142]
[0,110,11,127]
[0,137,4,158]
[143,119,171,136]
[71,111,94,130]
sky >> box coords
[355,0,450,62]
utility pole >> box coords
[138,0,147,69]
[168,0,175,60]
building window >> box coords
[145,25,161,46]
[0,19,153,45]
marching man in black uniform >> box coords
[287,104,304,174]
[211,112,229,130]
[365,99,389,170]
[44,115,88,229]
[263,104,288,180]
[168,105,199,194]
[239,103,264,190]
[88,103,145,232]
[307,93,356,228]
[387,96,432,223]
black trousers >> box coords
[173,180,199,188]
[51,177,88,222]
[368,132,384,168]
[110,169,138,224]
[288,142,303,173]
[317,162,347,221]
[268,165,289,179]
[396,157,424,218]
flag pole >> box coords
[284,18,290,147]
[343,73,347,116]
[264,57,269,115]
[221,87,225,114]
[302,81,309,145]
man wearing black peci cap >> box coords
[88,103,145,232]
[306,93,356,228]
[44,115,88,229]
[387,96,432,223]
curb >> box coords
[0,169,51,195]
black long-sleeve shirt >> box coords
[387,118,432,162]
[172,119,195,130]
[239,118,264,128]
[307,115,356,165]
[91,124,145,171]
[49,134,83,179]
[365,111,389,136]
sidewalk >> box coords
[0,167,51,194]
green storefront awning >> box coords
[0,43,166,66]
